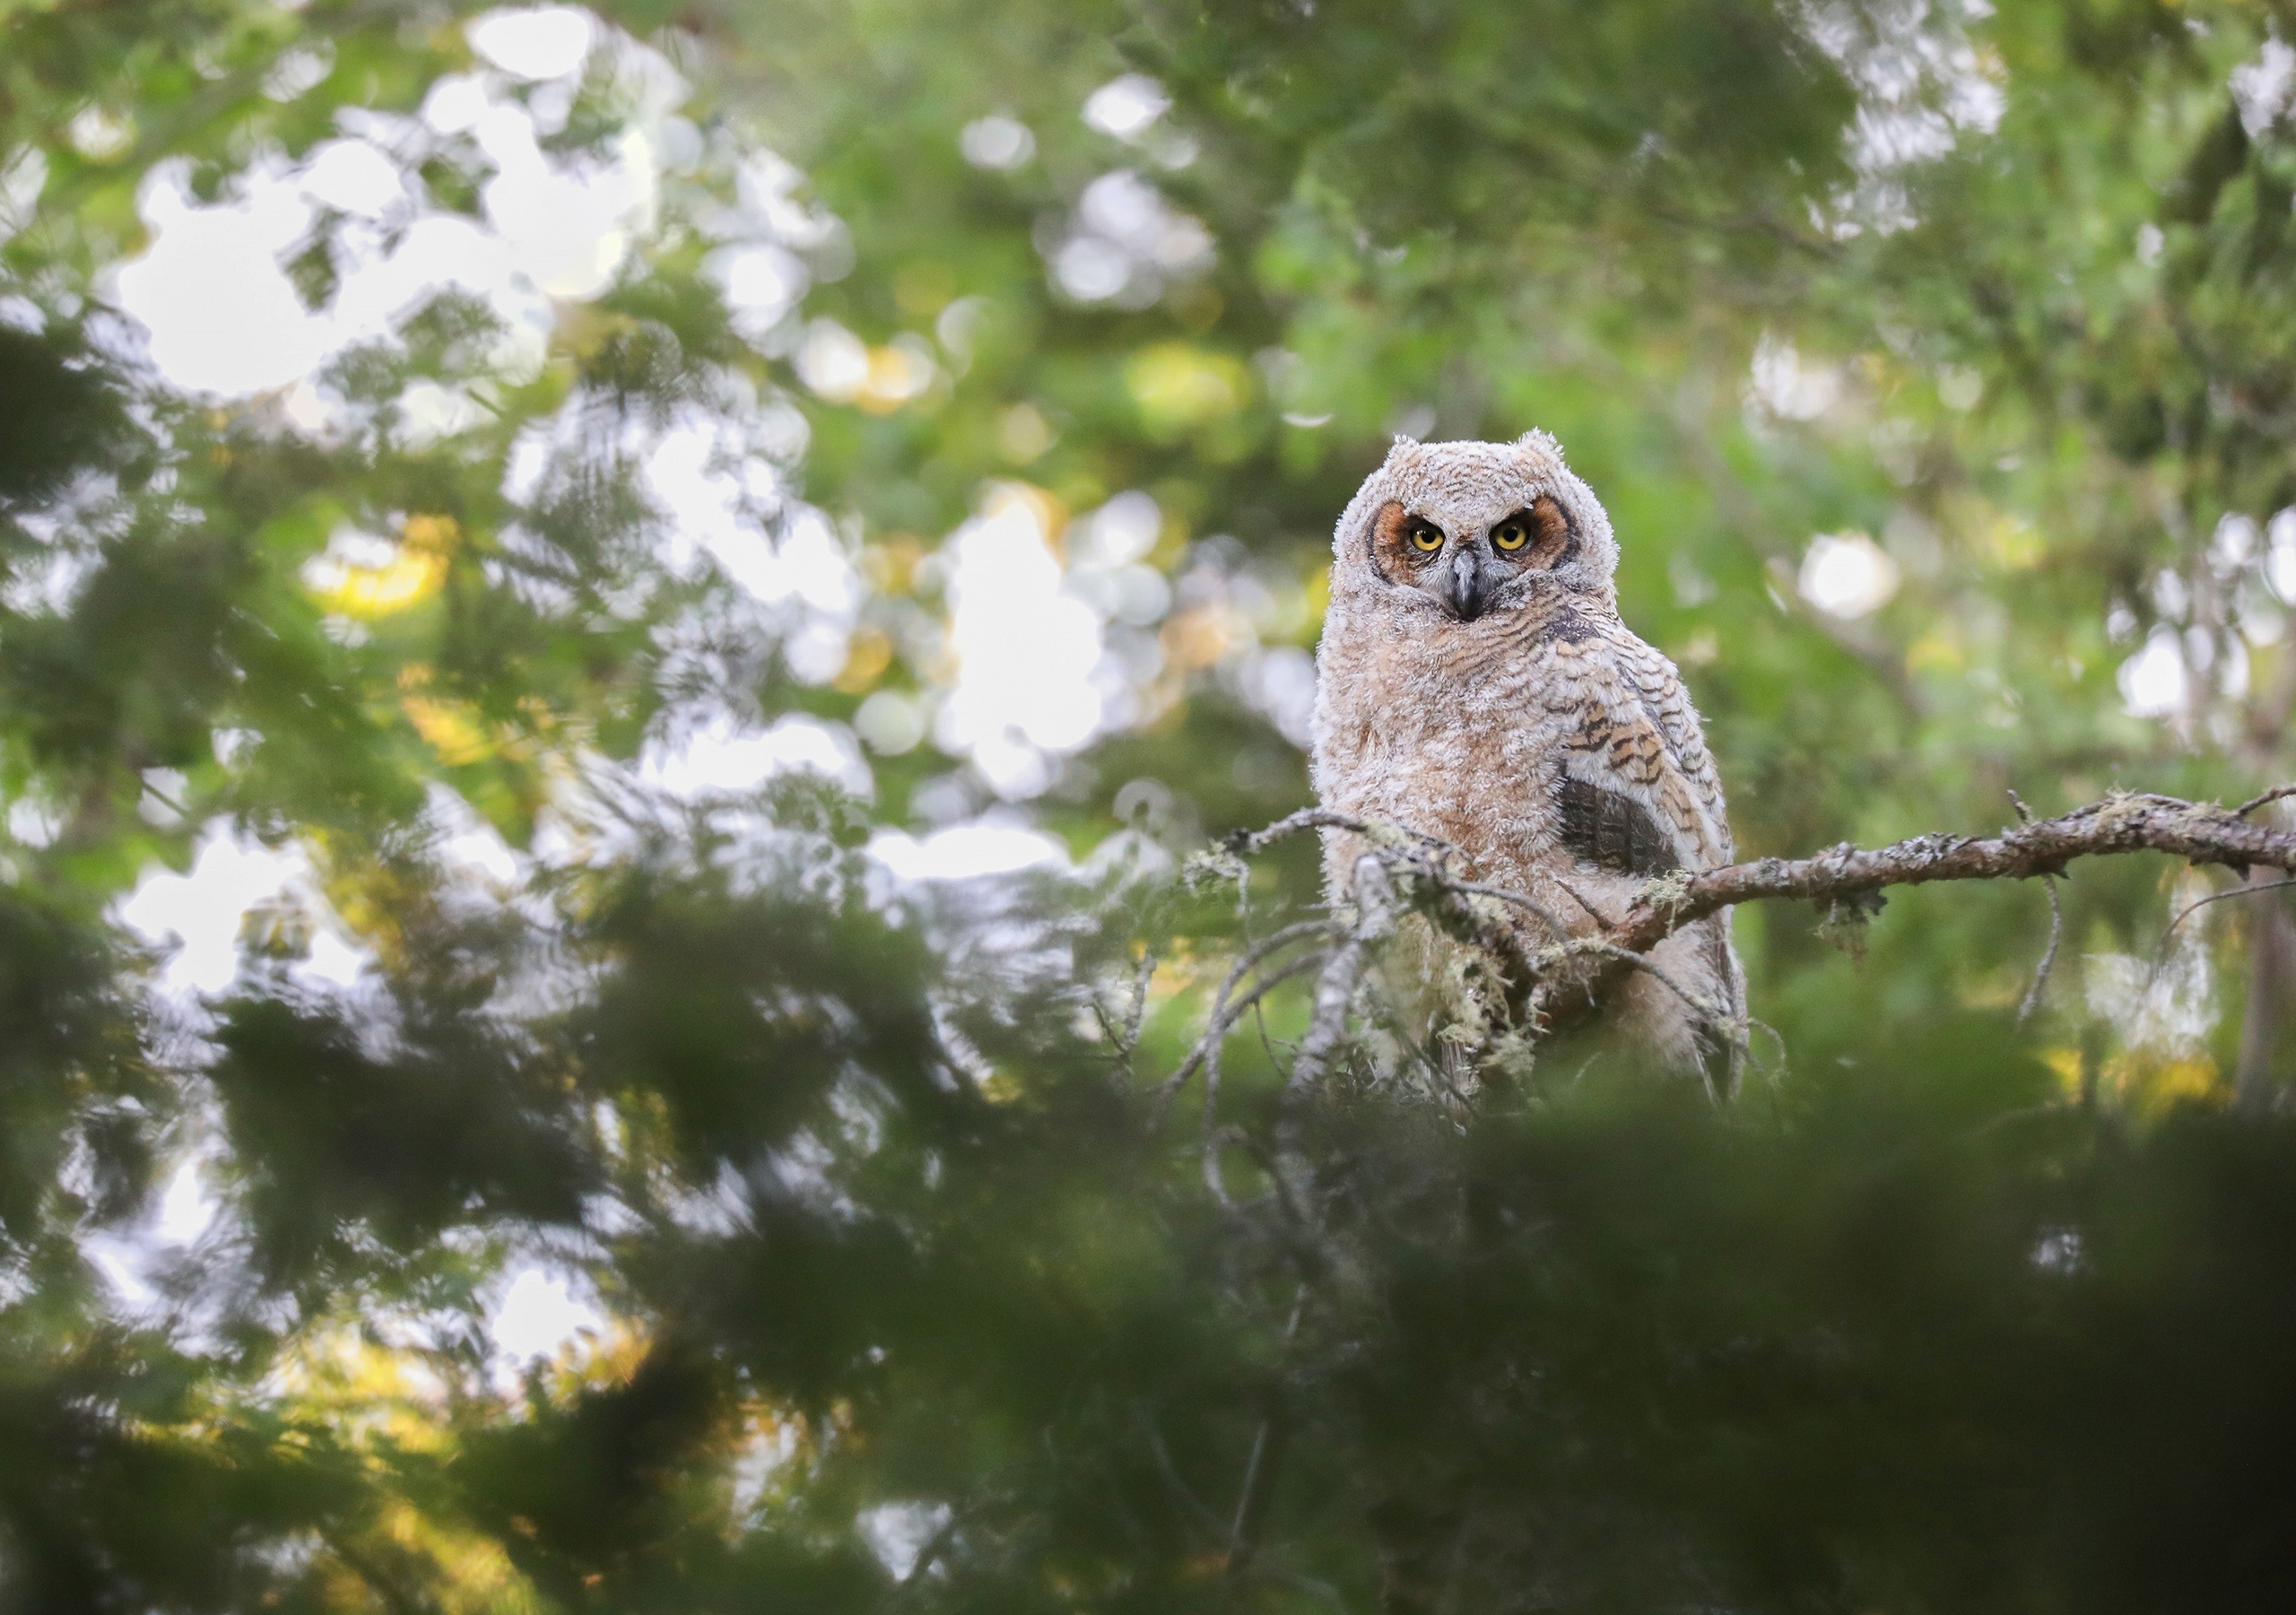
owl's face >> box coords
[1328,430,1620,623]
[1369,493,1575,622]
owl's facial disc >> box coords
[1370,495,1578,621]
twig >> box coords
[1132,1403,1347,1610]
[1556,938,1724,1028]
[1152,921,1330,1123]
[1226,807,1454,861]
[2017,874,2062,1027]
[1124,950,1157,1049]
[2160,877,2296,949]
[1444,879,1574,945]
[1225,1287,1308,1581]
[2237,783,2296,818]
[1091,949,1159,1081]
[1286,856,1396,1102]
[1194,953,1330,1196]
[1272,856,1396,1207]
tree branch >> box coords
[1194,790,2296,1105]
[1535,792,2296,1032]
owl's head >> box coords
[1328,430,1618,622]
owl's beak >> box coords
[1441,551,1489,621]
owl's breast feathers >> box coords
[1313,593,1729,879]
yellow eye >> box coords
[1492,519,1528,551]
[1408,522,1444,552]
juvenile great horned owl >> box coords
[1310,430,1743,1084]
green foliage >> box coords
[3,0,2296,1609]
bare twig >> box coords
[1196,953,1332,1197]
[2238,783,2296,818]
[2017,875,2062,1027]
[1269,856,1397,1205]
[1227,807,1453,862]
[1548,938,1723,1027]
[1124,950,1157,1048]
[2160,878,2296,949]
[1133,1403,1346,1610]
[1152,921,1330,1123]
[1225,1287,1308,1582]
[1287,856,1396,1102]
[1091,949,1161,1081]
[1445,879,1574,945]
[2005,791,2062,1028]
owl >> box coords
[1309,430,1743,1088]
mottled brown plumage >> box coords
[1310,431,1744,1083]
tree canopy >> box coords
[4,0,2296,1609]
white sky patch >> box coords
[866,821,1069,882]
[795,318,871,400]
[960,115,1035,169]
[2266,508,2296,603]
[427,74,658,300]
[424,783,526,890]
[2231,36,2296,140]
[0,147,46,246]
[394,378,485,448]
[639,404,787,582]
[1799,0,2003,237]
[628,403,855,653]
[82,1152,222,1310]
[487,1263,606,1392]
[114,821,372,1000]
[734,150,844,253]
[730,1415,805,1521]
[935,487,1106,798]
[467,5,597,82]
[638,712,871,801]
[113,172,331,395]
[853,690,930,755]
[299,137,406,217]
[707,241,808,341]
[1048,169,1212,307]
[1083,74,1171,141]
[264,42,335,103]
[112,60,665,400]
[1798,531,1900,619]
[2210,510,2258,577]
[1747,332,1842,421]
[70,107,134,161]
[2118,625,2188,719]
[1060,492,1172,638]
[857,1501,952,1582]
